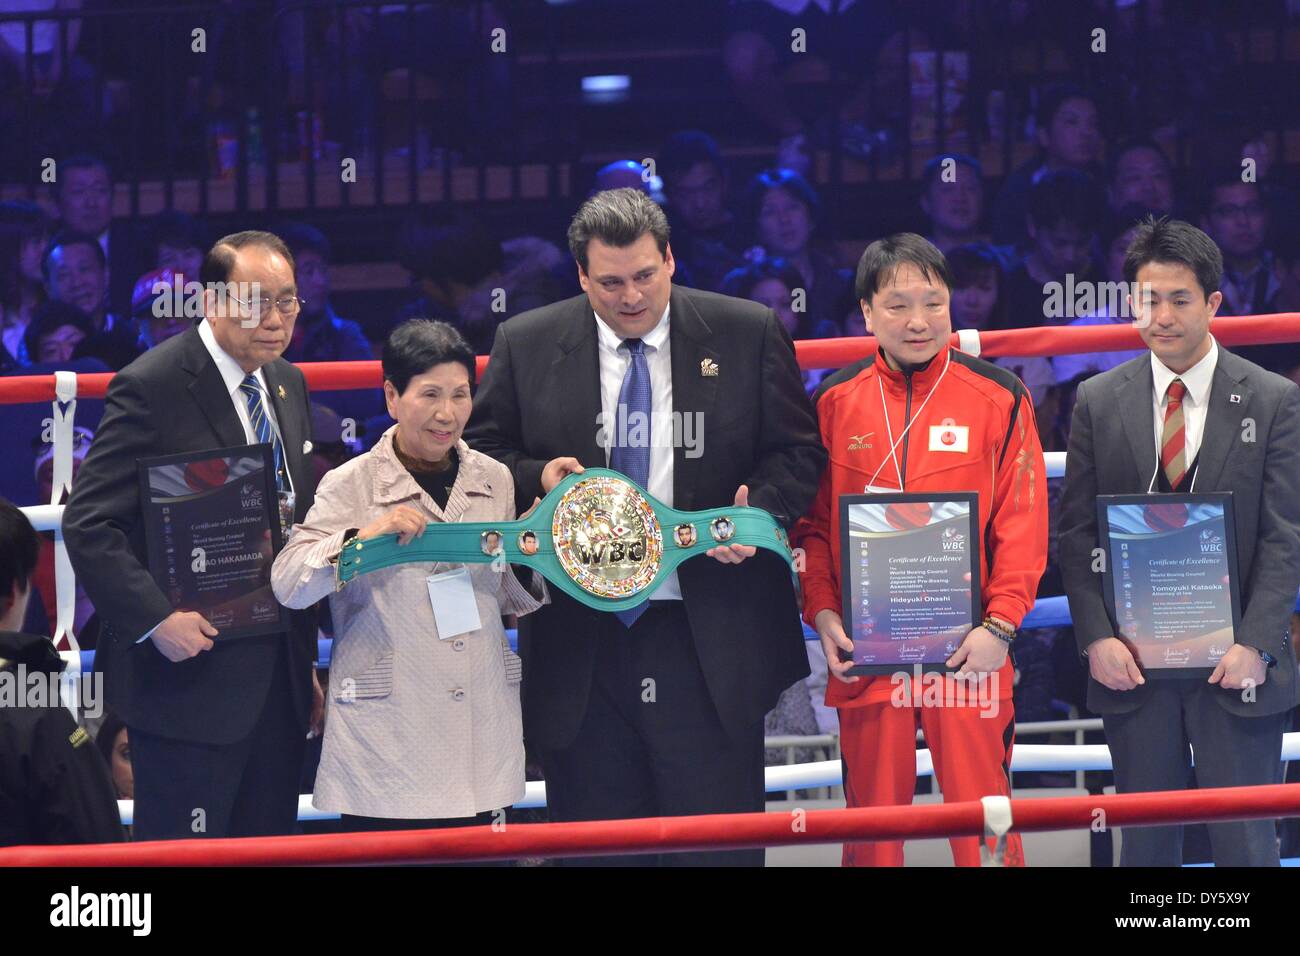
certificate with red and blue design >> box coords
[1097,494,1241,678]
[838,492,981,676]
[138,443,288,641]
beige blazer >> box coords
[271,426,545,819]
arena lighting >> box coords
[582,74,631,103]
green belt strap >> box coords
[335,467,793,611]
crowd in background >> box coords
[3,0,1300,851]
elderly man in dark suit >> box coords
[466,188,826,865]
[63,231,322,840]
[1060,216,1300,866]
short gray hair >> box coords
[566,188,670,273]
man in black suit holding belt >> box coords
[467,188,826,865]
[1059,216,1300,866]
[63,231,323,840]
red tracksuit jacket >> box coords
[793,343,1049,707]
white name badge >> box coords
[426,567,482,640]
[864,484,898,495]
[929,424,969,453]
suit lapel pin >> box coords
[700,358,719,377]
[1229,393,1241,403]
[277,385,287,400]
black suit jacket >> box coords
[1059,346,1300,717]
[62,325,318,745]
[465,286,827,748]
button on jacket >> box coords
[272,427,545,819]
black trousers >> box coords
[1103,680,1287,866]
[130,643,306,840]
[536,602,766,867]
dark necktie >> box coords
[240,373,287,491]
[610,338,651,627]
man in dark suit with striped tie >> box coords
[1059,216,1300,866]
[64,231,323,840]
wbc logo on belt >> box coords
[572,509,647,566]
[553,475,663,599]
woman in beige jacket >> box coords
[272,319,543,829]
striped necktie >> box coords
[1160,378,1187,490]
[239,373,287,491]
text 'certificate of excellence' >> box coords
[839,492,981,676]
[138,444,288,640]
[1097,493,1241,678]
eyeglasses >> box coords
[226,293,305,318]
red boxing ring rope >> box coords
[6,313,1299,865]
[3,783,1298,866]
[1,313,1298,404]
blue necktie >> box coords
[610,338,651,628]
[239,373,287,491]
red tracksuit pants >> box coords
[838,699,1024,867]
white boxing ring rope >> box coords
[18,459,1300,827]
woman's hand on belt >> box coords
[358,505,429,546]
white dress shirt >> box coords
[595,305,681,601]
[1150,337,1218,490]
[198,317,288,473]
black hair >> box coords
[0,201,52,312]
[921,153,982,190]
[41,230,106,282]
[95,709,129,782]
[73,330,141,372]
[400,219,503,288]
[274,221,332,264]
[382,319,476,395]
[150,211,208,257]
[659,130,725,183]
[1102,203,1162,255]
[1028,169,1105,233]
[946,243,1007,330]
[719,257,807,301]
[855,232,953,303]
[719,257,820,337]
[23,300,97,361]
[53,153,111,194]
[746,167,821,232]
[0,496,38,614]
[1122,216,1223,298]
[567,188,671,274]
[199,230,296,287]
[1198,164,1262,219]
[1106,138,1171,188]
[1035,83,1098,135]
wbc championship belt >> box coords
[334,467,794,611]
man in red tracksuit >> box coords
[794,234,1048,866]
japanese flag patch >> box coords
[929,418,969,453]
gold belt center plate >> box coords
[552,475,664,599]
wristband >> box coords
[982,616,1016,644]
